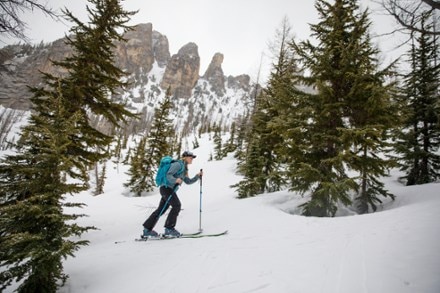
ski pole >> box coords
[199,169,203,232]
[158,193,173,219]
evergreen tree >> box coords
[94,161,107,195]
[213,127,223,160]
[290,0,396,216]
[0,82,94,292]
[233,18,294,198]
[249,90,284,193]
[261,17,297,192]
[232,92,281,198]
[46,0,137,167]
[395,12,440,185]
[232,138,266,198]
[146,90,175,162]
[124,137,150,196]
[112,135,123,164]
[192,135,200,149]
[233,112,251,161]
[337,6,398,213]
[222,122,237,154]
[174,135,183,158]
[0,1,135,290]
[125,91,175,194]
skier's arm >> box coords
[166,162,182,187]
[183,174,200,185]
[183,169,202,185]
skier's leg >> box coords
[164,192,181,229]
[143,193,169,230]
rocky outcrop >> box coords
[0,39,72,109]
[203,53,225,96]
[152,31,170,67]
[227,74,251,92]
[0,23,253,115]
[115,23,170,73]
[0,23,172,110]
[160,42,200,99]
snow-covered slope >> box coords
[12,134,434,293]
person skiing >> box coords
[142,151,202,238]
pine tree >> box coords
[232,91,282,197]
[192,135,200,149]
[292,0,358,216]
[290,0,396,216]
[231,138,266,198]
[233,18,294,198]
[0,82,94,292]
[94,161,107,195]
[125,91,175,194]
[213,127,223,160]
[0,1,136,290]
[261,17,297,192]
[395,12,440,185]
[146,90,175,162]
[249,90,284,193]
[337,5,398,214]
[174,135,183,158]
[46,0,137,166]
[124,137,150,196]
[222,122,237,154]
[112,135,123,164]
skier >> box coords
[142,151,203,238]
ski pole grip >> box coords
[173,180,182,191]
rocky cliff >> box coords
[0,23,253,134]
[160,42,200,99]
[203,53,226,96]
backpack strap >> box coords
[176,160,185,177]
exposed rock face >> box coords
[160,42,200,99]
[203,53,225,96]
[0,39,72,110]
[114,23,170,73]
[227,74,250,92]
[0,23,172,110]
[153,31,170,67]
[0,22,254,131]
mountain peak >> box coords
[160,42,201,99]
[0,23,254,135]
[203,53,225,96]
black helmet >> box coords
[182,151,197,158]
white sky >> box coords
[0,0,406,82]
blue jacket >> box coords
[165,160,200,190]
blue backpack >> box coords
[155,156,185,187]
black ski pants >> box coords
[143,186,181,230]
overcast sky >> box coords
[0,0,405,82]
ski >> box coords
[180,230,228,238]
[133,230,227,242]
[133,231,202,242]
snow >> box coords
[2,134,440,293]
